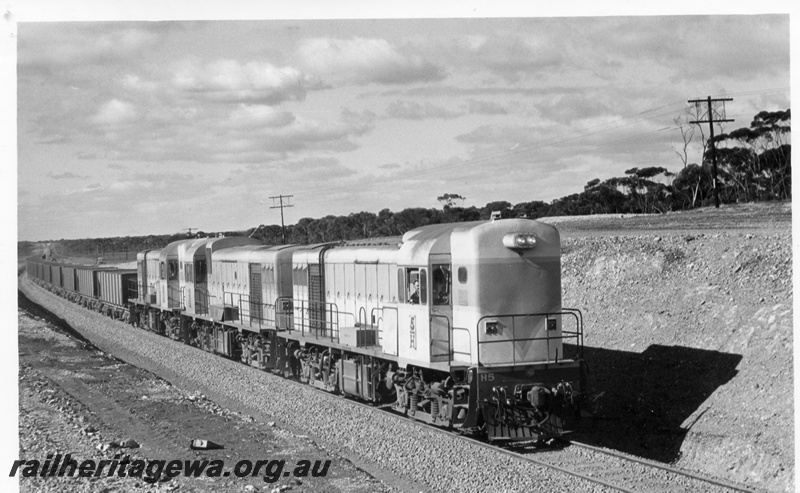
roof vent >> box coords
[490,211,502,221]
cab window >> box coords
[432,264,451,305]
[168,260,178,281]
[405,268,427,305]
[419,269,427,305]
[397,268,406,303]
[195,260,207,283]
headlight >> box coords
[503,233,538,250]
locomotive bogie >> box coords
[295,346,339,392]
[237,332,276,370]
[389,366,461,429]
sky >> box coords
[11,3,794,241]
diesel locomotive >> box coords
[27,217,586,441]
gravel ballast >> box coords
[20,276,615,493]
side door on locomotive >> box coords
[388,223,458,368]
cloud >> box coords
[171,58,314,104]
[480,36,565,82]
[465,100,508,115]
[18,23,163,75]
[385,100,461,120]
[241,156,357,182]
[38,72,374,165]
[228,104,296,129]
[90,99,139,125]
[340,108,377,136]
[36,135,71,145]
[456,124,546,147]
[298,37,444,85]
[539,94,612,124]
[416,30,566,84]
[121,74,160,93]
[88,109,371,163]
[48,171,87,180]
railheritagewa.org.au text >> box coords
[10,453,332,484]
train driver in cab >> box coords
[407,269,420,304]
[409,280,420,304]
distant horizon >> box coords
[19,198,793,244]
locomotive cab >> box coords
[157,240,192,311]
[186,236,263,318]
[182,239,213,316]
[451,219,584,440]
[386,219,584,440]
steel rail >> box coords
[565,439,757,493]
[349,397,757,493]
[23,276,761,493]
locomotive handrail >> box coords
[222,291,279,329]
[368,307,382,329]
[561,307,585,351]
[369,307,384,347]
[179,285,186,311]
[452,327,471,362]
[333,309,359,328]
[290,299,340,343]
[475,310,584,366]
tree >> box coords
[442,206,480,223]
[512,201,550,219]
[480,201,513,220]
[437,193,466,209]
[673,112,696,169]
[672,163,711,209]
[711,108,791,202]
[672,104,712,199]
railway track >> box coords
[217,354,759,493]
[342,399,758,493]
[562,440,757,493]
[500,439,756,493]
[20,281,761,493]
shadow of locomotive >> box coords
[574,344,743,463]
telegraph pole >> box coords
[688,96,734,208]
[269,194,294,244]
